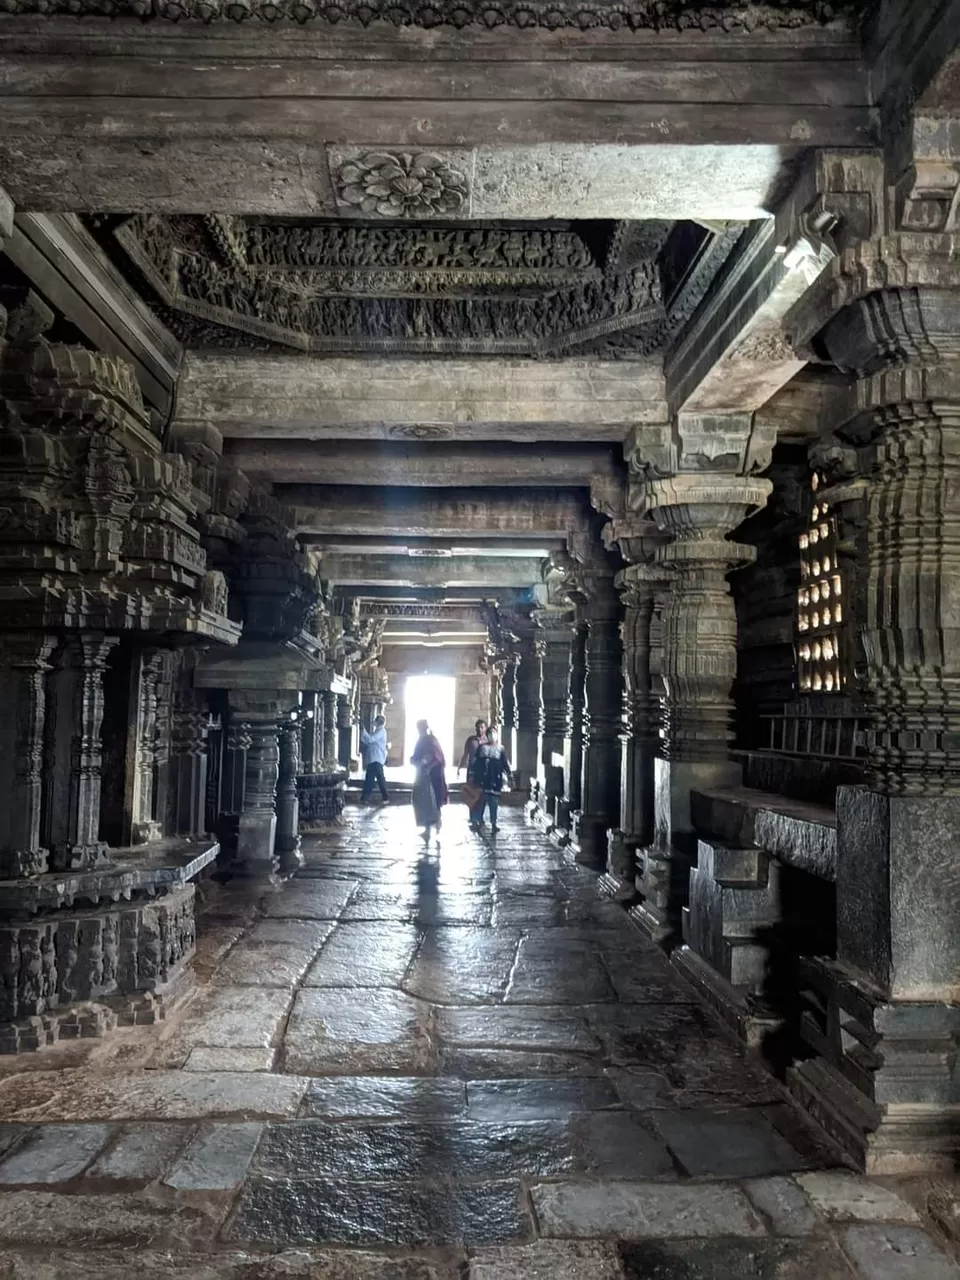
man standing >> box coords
[359,715,390,804]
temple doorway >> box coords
[402,674,457,775]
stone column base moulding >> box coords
[0,841,217,1053]
[297,770,347,828]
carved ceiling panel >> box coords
[100,210,742,360]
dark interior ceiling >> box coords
[91,213,743,360]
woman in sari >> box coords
[410,718,448,841]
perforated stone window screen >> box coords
[797,471,846,694]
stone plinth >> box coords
[0,838,217,1054]
[298,771,347,827]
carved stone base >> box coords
[632,844,694,946]
[672,944,782,1049]
[0,969,195,1055]
[298,771,346,826]
[0,885,197,1053]
[607,829,639,902]
[575,813,610,869]
[791,955,960,1174]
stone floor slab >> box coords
[840,1225,960,1279]
[467,1076,619,1121]
[439,1048,606,1078]
[254,1118,574,1181]
[224,1177,532,1247]
[214,942,319,988]
[469,1239,626,1279]
[157,986,293,1053]
[0,1192,217,1247]
[618,1238,855,1278]
[651,1109,807,1179]
[796,1172,921,1223]
[436,1005,599,1054]
[573,1111,676,1179]
[262,880,359,920]
[281,988,434,1075]
[183,1047,277,1072]
[163,1122,263,1191]
[0,1071,308,1121]
[86,1122,194,1183]
[0,1124,113,1183]
[532,1181,765,1239]
[403,929,520,1005]
[743,1177,820,1237]
[0,1250,458,1280]
[299,1075,467,1120]
[303,922,422,988]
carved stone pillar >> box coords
[501,657,518,766]
[336,692,353,769]
[514,630,544,790]
[276,718,303,875]
[169,687,211,840]
[131,650,165,845]
[233,696,281,879]
[577,587,624,869]
[488,660,505,731]
[44,632,119,871]
[783,211,960,1170]
[567,623,587,823]
[636,474,770,938]
[322,689,338,764]
[300,690,319,776]
[0,633,56,878]
[539,613,575,828]
[610,568,659,891]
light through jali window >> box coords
[797,472,845,694]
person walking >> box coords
[411,718,448,841]
[457,719,487,775]
[458,718,488,827]
[359,714,390,804]
[468,726,512,834]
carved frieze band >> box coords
[0,0,862,30]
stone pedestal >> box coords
[298,771,347,826]
[0,633,55,878]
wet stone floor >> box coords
[0,807,956,1278]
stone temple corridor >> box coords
[0,804,951,1278]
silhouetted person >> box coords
[359,714,389,804]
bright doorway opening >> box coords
[403,674,457,777]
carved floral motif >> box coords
[335,152,468,219]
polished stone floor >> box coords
[0,806,956,1278]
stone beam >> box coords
[0,24,874,216]
[665,151,884,418]
[290,487,591,538]
[4,213,182,418]
[180,355,664,444]
[319,553,545,589]
[308,535,564,555]
[229,440,622,488]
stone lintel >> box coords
[244,443,620,489]
[319,552,546,589]
[290,487,591,538]
[181,354,664,444]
